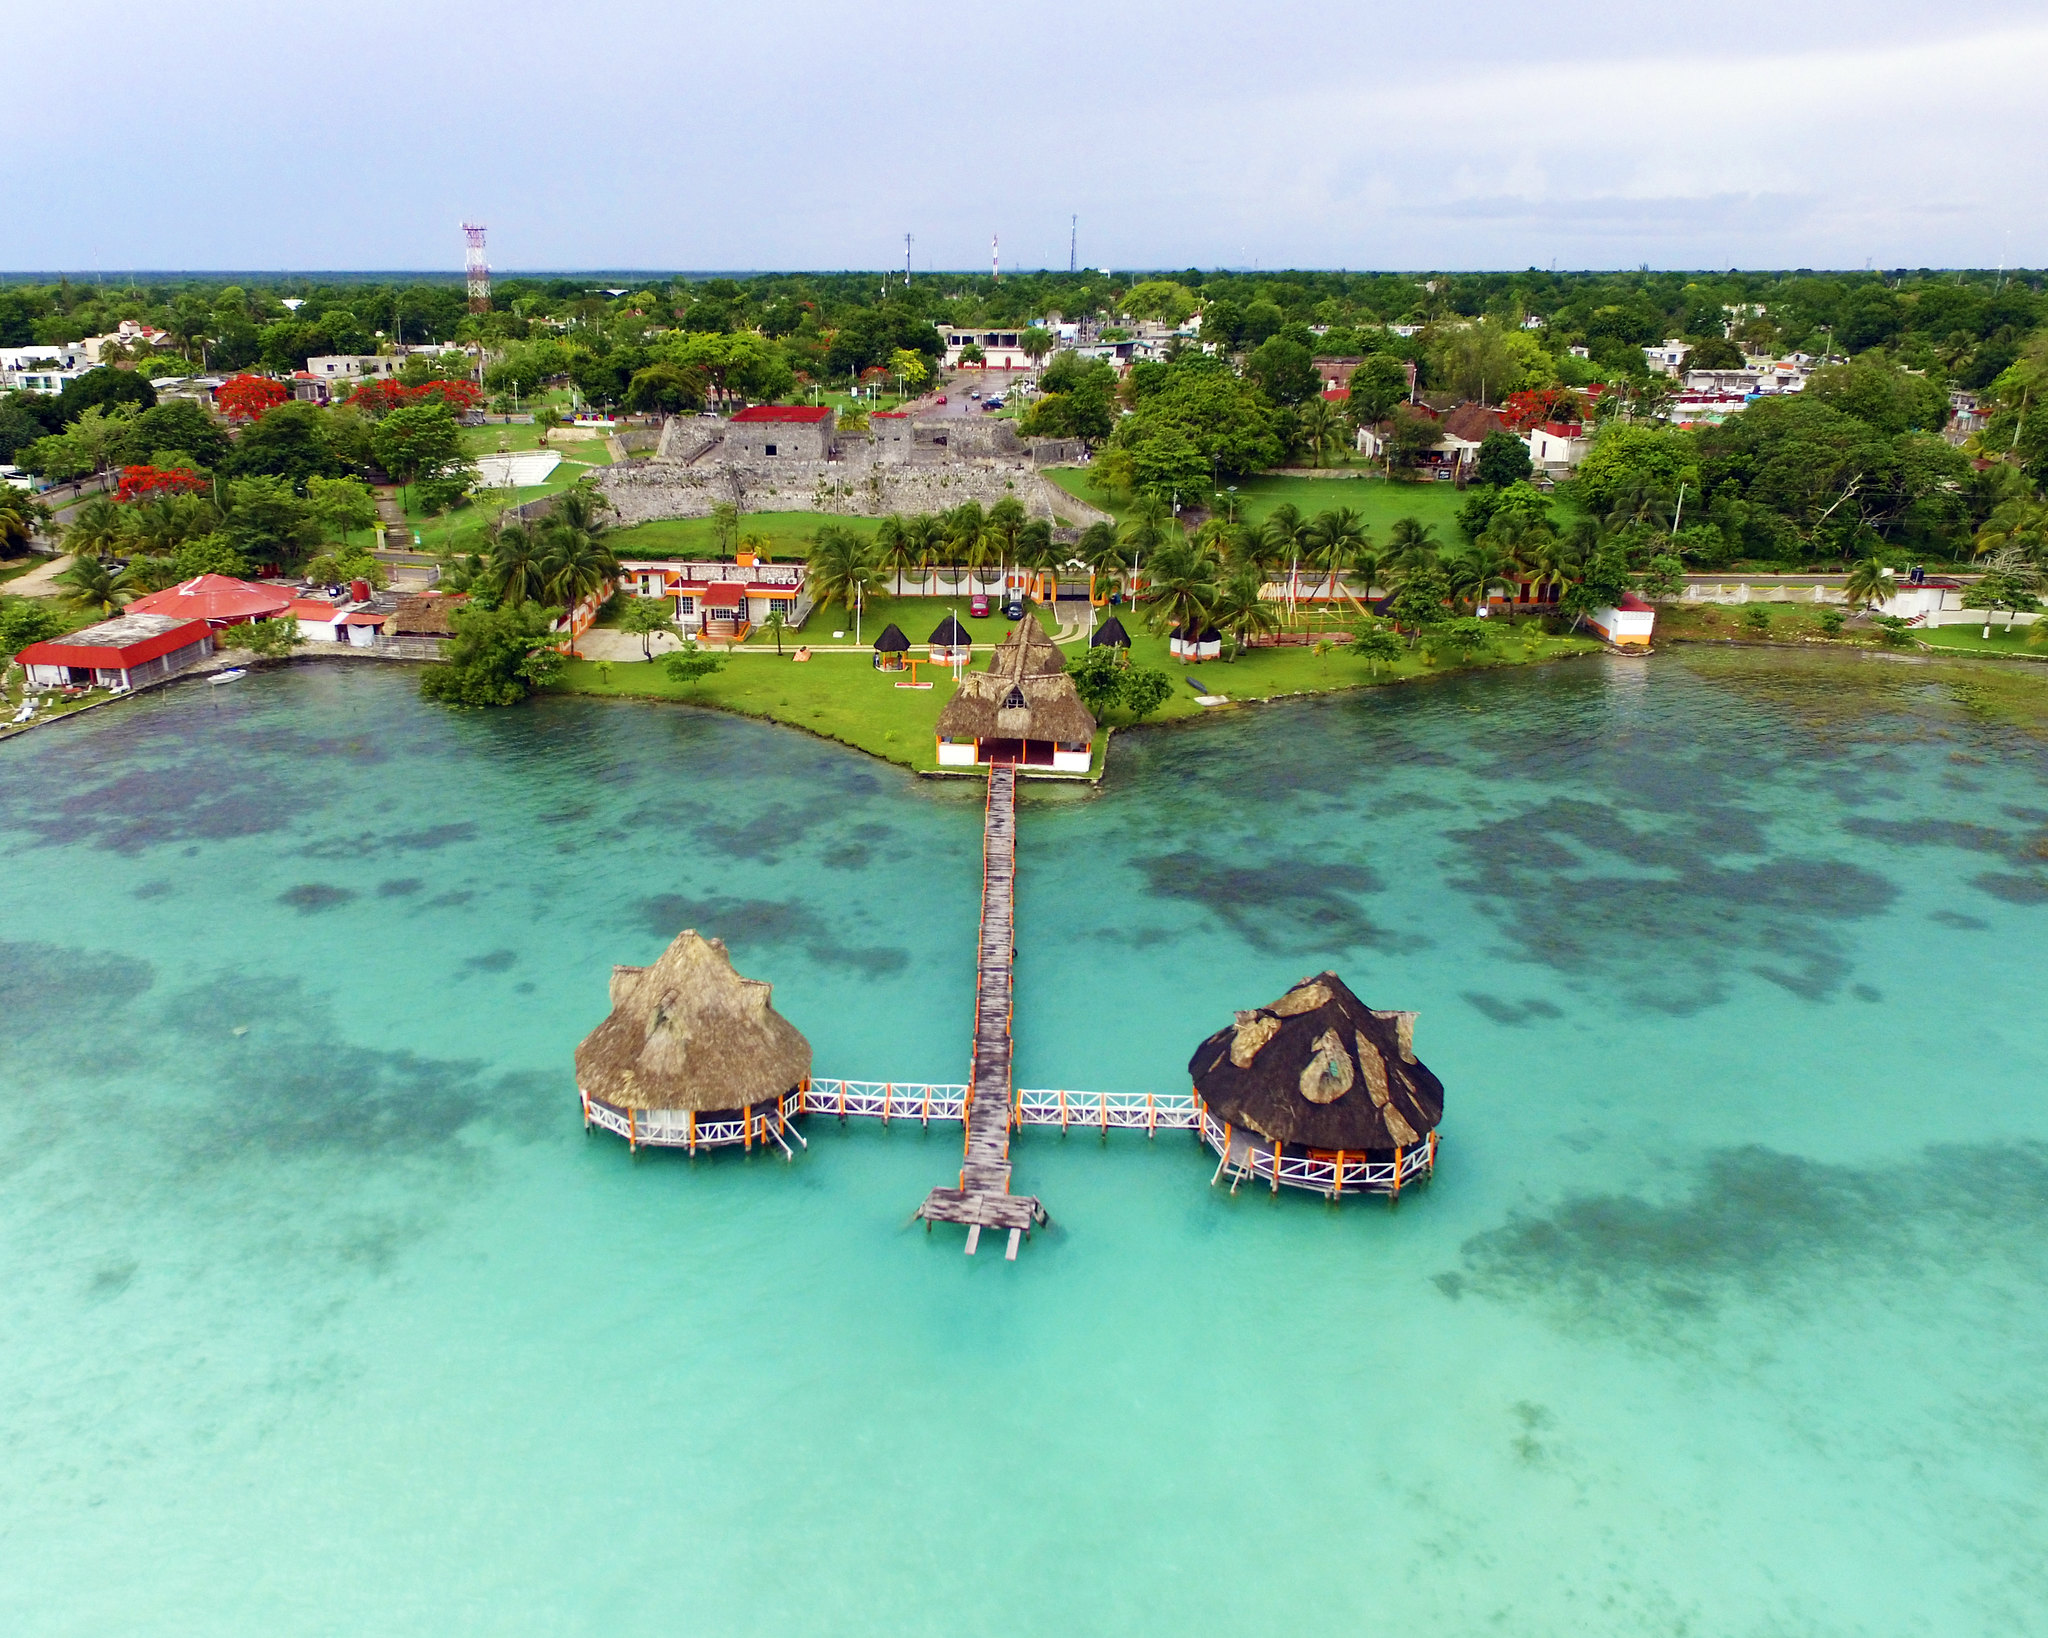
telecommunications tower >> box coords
[461,222,490,313]
[1069,215,1077,274]
[992,232,1000,283]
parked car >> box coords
[970,594,991,617]
[935,394,946,404]
[984,397,1005,411]
[1003,599,1025,620]
[968,388,982,399]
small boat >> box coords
[210,668,249,686]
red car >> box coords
[935,394,947,405]
[970,594,991,617]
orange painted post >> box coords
[1391,1143,1404,1199]
[580,1090,590,1130]
[744,1104,753,1151]
[688,1110,697,1154]
[628,1107,637,1151]
[1427,1130,1438,1174]
[1334,1149,1345,1200]
[1146,1093,1155,1135]
[1272,1136,1281,1193]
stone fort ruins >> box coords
[594,405,1109,528]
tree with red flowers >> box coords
[1499,387,1586,432]
[117,464,207,500]
[218,374,289,421]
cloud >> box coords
[5,5,2044,268]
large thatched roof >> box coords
[934,619,1097,746]
[575,930,812,1112]
[1188,972,1442,1150]
[928,613,971,647]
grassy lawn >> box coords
[397,446,613,555]
[1913,622,2046,656]
[609,512,883,562]
[1045,467,1472,534]
[554,593,1599,773]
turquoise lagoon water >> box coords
[3,653,2048,1635]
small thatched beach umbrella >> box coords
[1089,614,1131,650]
[872,622,910,669]
[576,930,812,1146]
[1189,971,1442,1154]
[928,612,972,664]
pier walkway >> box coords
[917,764,1048,1256]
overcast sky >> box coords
[9,1,2044,274]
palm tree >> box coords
[875,513,920,595]
[987,494,1027,579]
[538,527,621,655]
[486,521,550,608]
[1013,517,1059,600]
[57,554,130,616]
[808,523,880,623]
[1973,498,2048,565]
[1346,547,1390,613]
[1077,520,1126,603]
[1306,507,1369,604]
[1444,542,1515,613]
[129,493,216,556]
[1386,516,1442,576]
[1139,534,1218,650]
[1842,557,1893,615]
[1119,492,1173,592]
[1258,502,1315,617]
[760,607,789,655]
[65,496,133,561]
[548,484,614,544]
[1296,396,1348,468]
[1211,565,1278,657]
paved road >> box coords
[914,368,1033,420]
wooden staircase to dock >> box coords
[918,764,1048,1257]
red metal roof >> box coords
[729,405,832,423]
[1322,387,1351,400]
[286,598,340,620]
[129,574,293,625]
[871,410,908,418]
[700,584,745,607]
[17,616,211,670]
[337,610,388,625]
[1616,592,1655,612]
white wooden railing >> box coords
[584,1078,1439,1197]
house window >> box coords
[768,598,793,616]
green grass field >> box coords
[608,512,883,561]
[1044,467,1472,535]
[1913,622,2047,655]
[556,593,1597,773]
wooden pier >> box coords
[917,764,1048,1258]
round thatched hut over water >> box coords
[1189,971,1442,1198]
[577,930,813,1155]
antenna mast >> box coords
[461,223,490,314]
[992,233,1000,284]
[904,233,912,284]
[1069,215,1077,274]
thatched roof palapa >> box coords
[873,622,910,653]
[392,594,465,636]
[934,618,1098,747]
[1188,972,1443,1151]
[1089,615,1131,649]
[928,613,971,648]
[575,930,812,1112]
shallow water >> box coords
[3,652,2047,1635]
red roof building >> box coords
[128,574,293,629]
[723,404,837,460]
[17,613,215,690]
